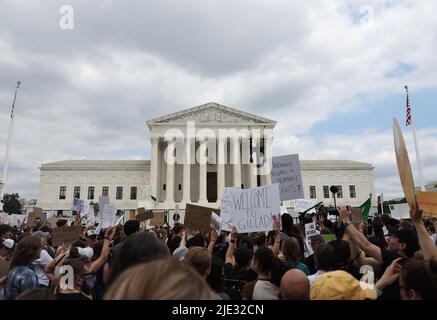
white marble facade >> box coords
[36,103,376,213]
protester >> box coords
[280,237,310,275]
[207,256,230,300]
[279,269,310,300]
[31,231,53,288]
[104,259,212,300]
[308,243,336,286]
[3,236,41,300]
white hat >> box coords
[2,239,15,249]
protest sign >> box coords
[27,208,43,225]
[305,221,318,238]
[293,199,316,214]
[52,226,82,247]
[0,258,10,278]
[220,188,238,231]
[220,184,281,233]
[48,217,60,229]
[211,211,222,234]
[80,201,93,218]
[271,154,304,201]
[101,204,117,229]
[184,204,217,232]
[389,203,410,220]
[0,213,7,224]
[137,208,154,222]
[149,211,165,226]
[393,118,416,213]
[417,191,437,218]
[72,198,85,212]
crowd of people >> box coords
[0,203,436,300]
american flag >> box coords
[405,85,412,127]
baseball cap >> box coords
[310,270,377,300]
[386,225,419,257]
[2,238,15,249]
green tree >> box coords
[89,201,99,215]
[1,193,22,214]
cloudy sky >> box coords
[0,0,436,200]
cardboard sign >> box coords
[417,191,437,218]
[27,208,43,225]
[137,208,154,222]
[52,226,82,247]
[48,217,60,229]
[393,118,416,213]
[184,204,216,232]
[101,204,117,229]
[351,207,363,229]
[220,184,281,233]
[211,211,222,234]
[0,258,10,278]
[293,199,316,214]
[271,154,304,201]
[149,211,165,226]
[305,222,318,238]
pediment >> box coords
[147,102,276,127]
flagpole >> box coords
[1,81,21,198]
[405,86,426,191]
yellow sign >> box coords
[393,118,416,214]
[417,192,437,218]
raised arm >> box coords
[411,204,437,261]
[271,220,281,256]
[90,227,115,273]
[207,230,218,255]
[339,206,383,264]
[225,227,238,265]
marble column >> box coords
[217,138,226,201]
[231,137,241,188]
[198,138,208,203]
[182,137,192,203]
[150,137,159,200]
[165,138,176,204]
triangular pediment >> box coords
[147,102,276,127]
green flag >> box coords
[360,194,372,221]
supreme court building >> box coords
[37,103,376,218]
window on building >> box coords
[74,186,80,199]
[163,184,166,191]
[323,186,330,199]
[178,184,182,191]
[310,186,317,199]
[349,185,356,198]
[88,186,95,200]
[241,184,244,189]
[102,186,109,197]
[336,186,343,198]
[59,186,67,200]
[116,187,123,200]
[130,187,137,200]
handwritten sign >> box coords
[271,154,304,201]
[221,184,281,233]
[211,212,222,234]
[137,208,154,222]
[52,226,82,247]
[305,221,318,238]
[393,118,416,213]
[417,191,437,218]
[149,211,165,226]
[293,199,316,214]
[184,204,217,232]
[101,204,117,229]
[220,188,238,231]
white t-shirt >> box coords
[252,280,279,300]
[308,270,326,287]
[33,249,53,286]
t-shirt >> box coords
[308,270,326,287]
[379,248,402,300]
[33,250,53,287]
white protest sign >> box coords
[221,184,281,233]
[101,204,117,229]
[280,206,289,215]
[219,187,238,232]
[293,199,316,214]
[80,201,93,218]
[211,211,222,234]
[271,154,304,201]
[389,203,410,220]
[305,221,318,238]
[72,198,85,212]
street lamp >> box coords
[330,185,339,208]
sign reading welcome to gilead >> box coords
[221,184,281,233]
[271,154,304,201]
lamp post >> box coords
[330,185,339,208]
